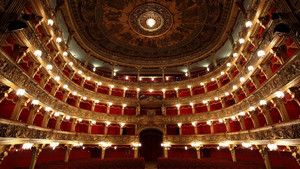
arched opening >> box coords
[139,129,163,161]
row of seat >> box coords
[37,158,145,169]
[157,158,265,169]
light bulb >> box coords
[146,18,156,27]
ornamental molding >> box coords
[165,119,300,145]
[0,119,138,145]
[0,46,298,124]
[0,118,300,146]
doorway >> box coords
[139,129,163,161]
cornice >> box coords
[1,118,300,146]
[165,119,300,146]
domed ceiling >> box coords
[67,0,235,66]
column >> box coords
[231,92,239,103]
[241,84,250,97]
[226,72,233,81]
[235,0,246,19]
[123,88,127,97]
[111,64,115,79]
[137,67,141,82]
[58,61,67,71]
[162,90,166,99]
[91,101,96,111]
[259,105,273,125]
[13,45,29,63]
[70,119,78,132]
[224,119,231,132]
[10,96,28,120]
[0,86,12,103]
[84,52,91,68]
[28,62,41,78]
[190,103,195,114]
[272,98,290,121]
[272,45,289,64]
[238,115,246,131]
[161,104,166,116]
[186,64,191,78]
[64,145,72,162]
[163,147,168,158]
[40,74,50,88]
[55,115,63,130]
[211,53,217,69]
[193,122,197,134]
[259,62,273,79]
[288,87,300,106]
[54,0,65,15]
[258,145,272,169]
[250,75,261,89]
[290,146,300,167]
[216,79,221,88]
[196,148,201,159]
[120,124,124,135]
[50,83,60,96]
[107,104,111,114]
[178,124,182,135]
[27,105,41,124]
[227,32,235,48]
[29,145,44,169]
[101,147,106,159]
[175,88,179,97]
[220,97,226,108]
[105,123,109,135]
[161,67,166,82]
[75,96,82,107]
[133,147,139,158]
[66,30,74,47]
[249,110,260,128]
[62,91,70,102]
[88,121,92,134]
[42,35,52,46]
[210,123,214,134]
[0,145,14,164]
[109,86,113,95]
[206,101,210,111]
[41,111,51,128]
[121,106,125,115]
[136,104,140,115]
[80,77,86,87]
[229,145,237,162]
[203,83,208,93]
[176,105,180,115]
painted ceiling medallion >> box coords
[68,0,234,65]
[129,3,173,37]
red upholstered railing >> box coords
[37,158,145,169]
[157,158,265,169]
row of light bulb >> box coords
[43,19,260,96]
[175,91,285,126]
[15,89,128,127]
[39,20,264,105]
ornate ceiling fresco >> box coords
[67,0,235,66]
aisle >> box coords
[145,161,157,169]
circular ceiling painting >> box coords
[129,3,173,37]
[67,0,234,66]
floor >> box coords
[145,161,157,169]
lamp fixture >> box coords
[16,89,26,96]
[34,50,42,57]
